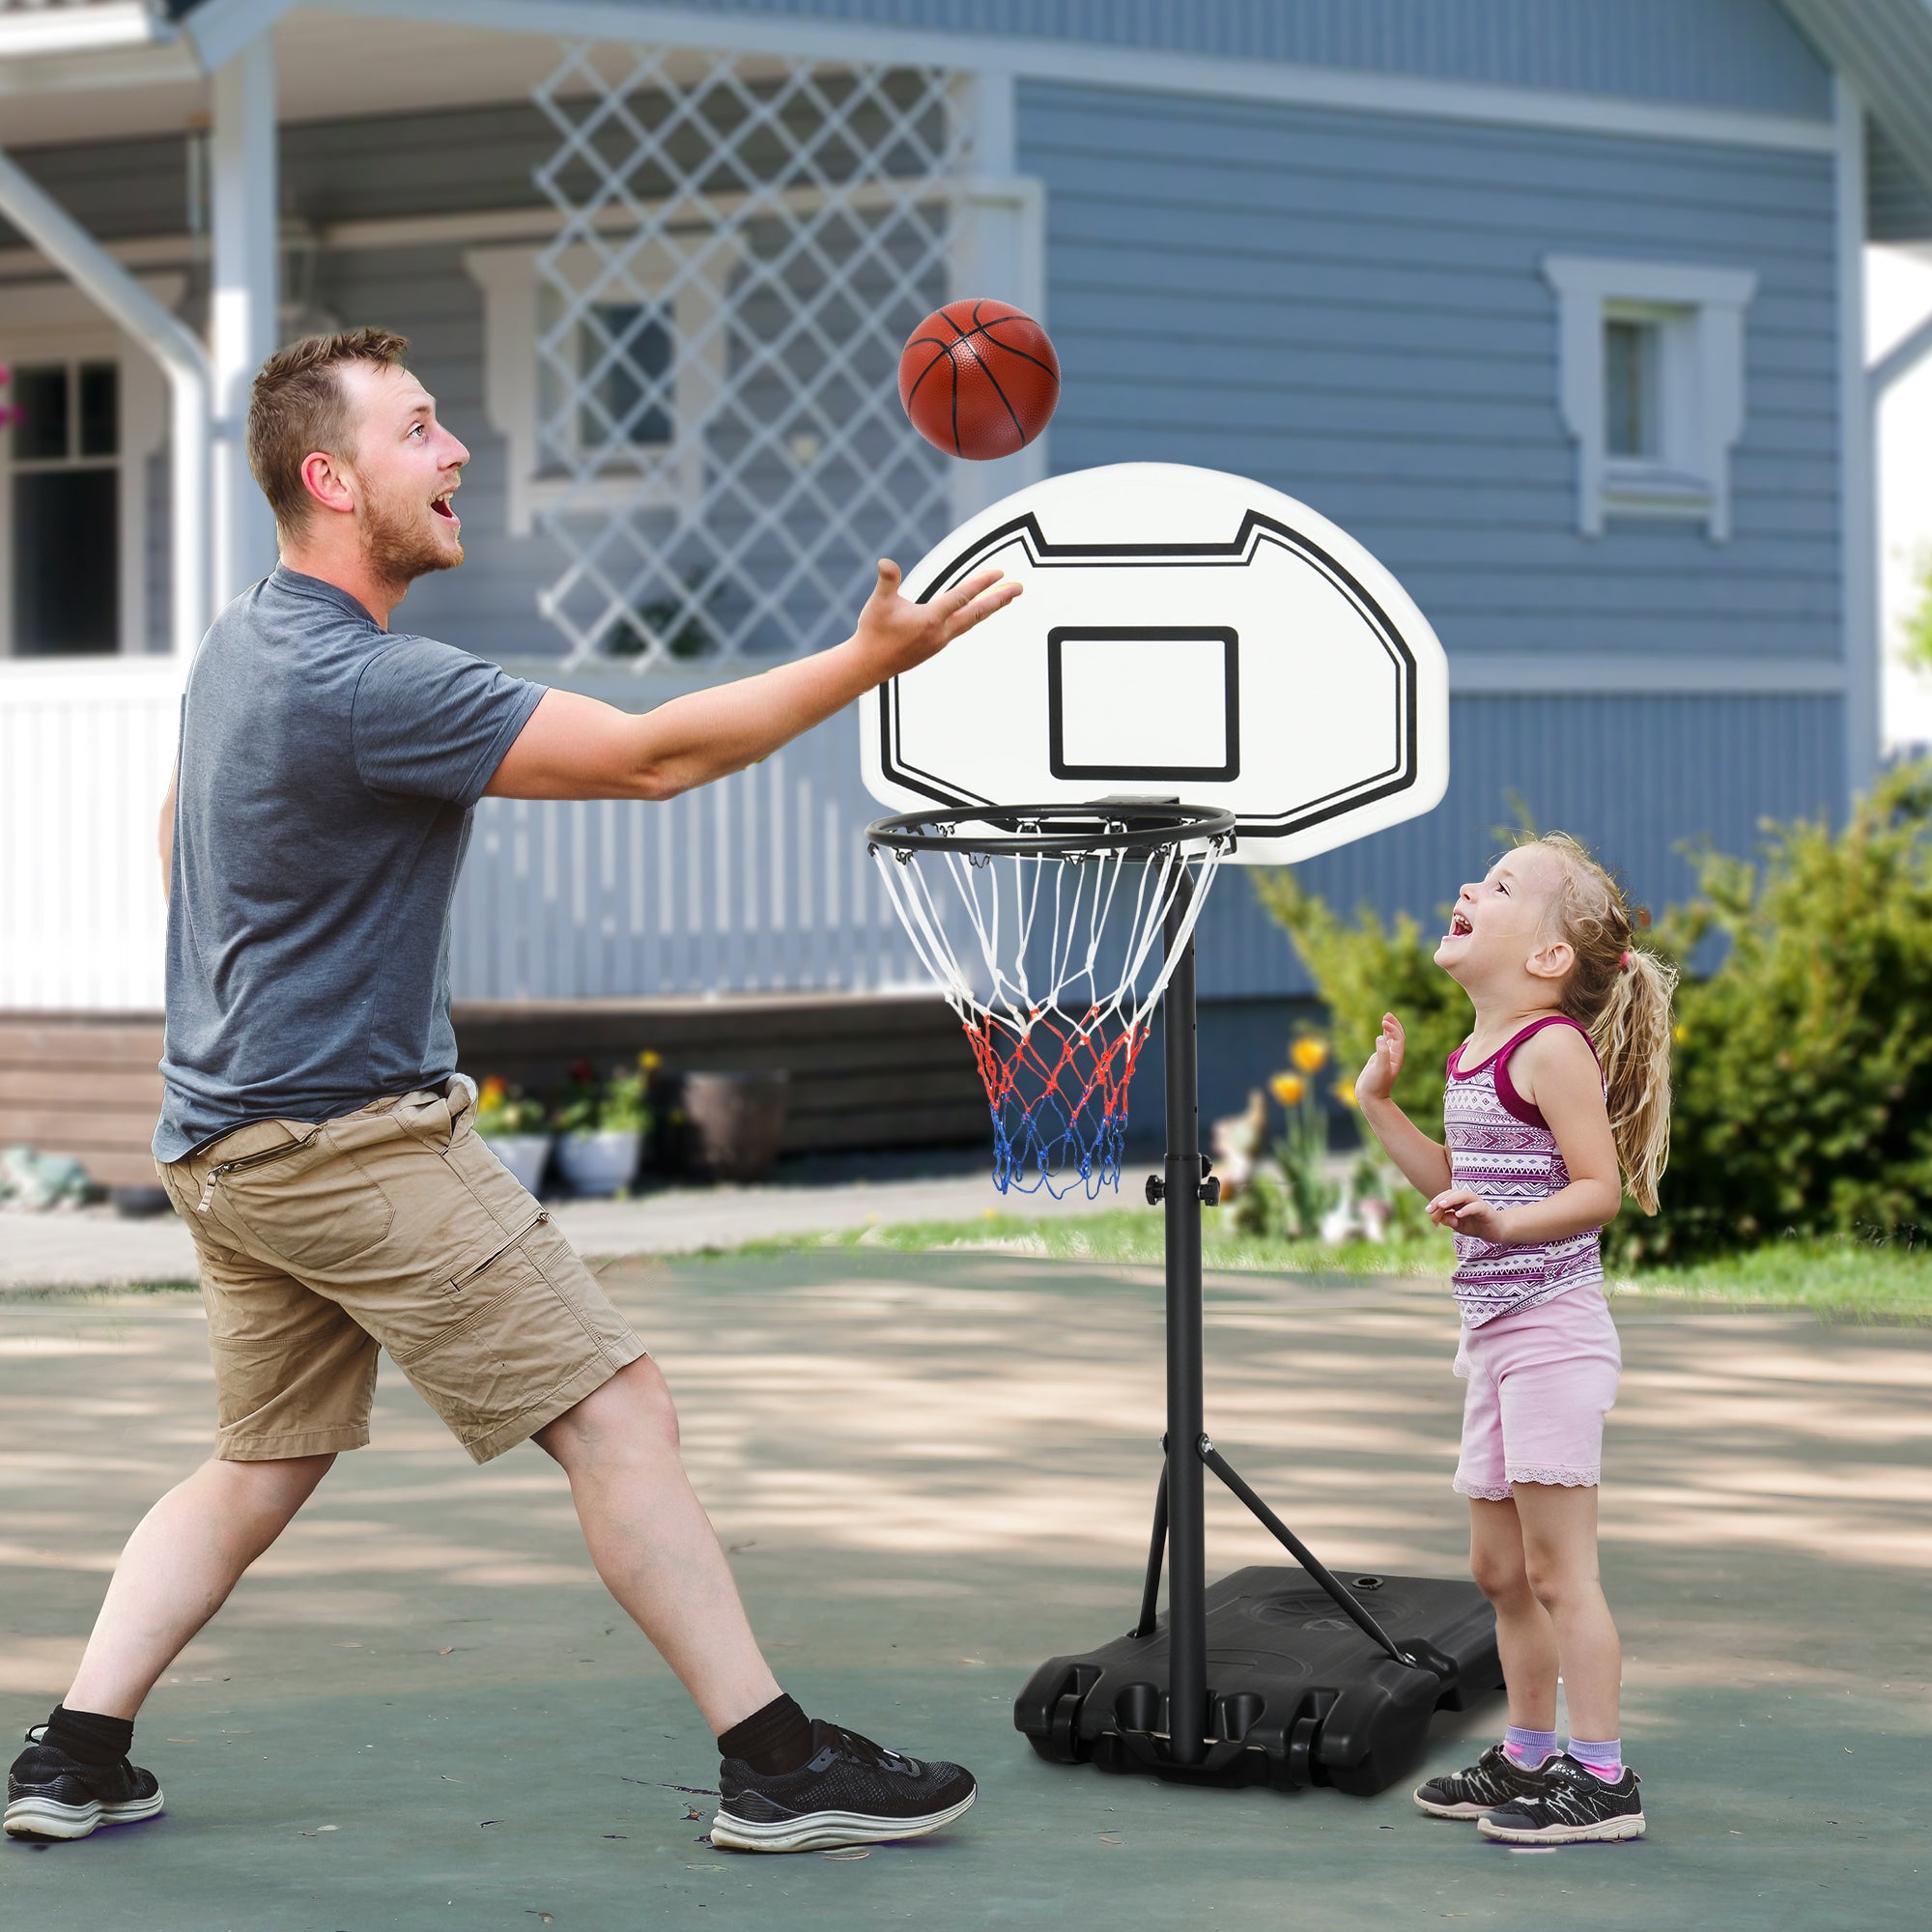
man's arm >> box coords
[485,560,1018,802]
[158,765,176,902]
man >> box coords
[5,327,1017,1853]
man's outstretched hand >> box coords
[852,559,1021,680]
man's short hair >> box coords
[247,327,412,536]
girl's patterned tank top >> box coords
[1443,1013,1604,1327]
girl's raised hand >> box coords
[1427,1186,1505,1242]
[1354,1012,1406,1105]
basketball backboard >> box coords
[860,463,1449,864]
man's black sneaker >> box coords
[1477,1751,1645,1843]
[1413,1741,1550,1820]
[710,1719,976,1853]
[5,1727,163,1841]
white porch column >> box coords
[210,34,279,605]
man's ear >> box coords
[1525,939,1573,983]
[299,448,356,519]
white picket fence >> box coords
[0,658,185,1011]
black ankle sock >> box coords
[44,1705,134,1768]
[717,1693,813,1776]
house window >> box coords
[1543,258,1758,542]
[8,358,120,655]
[533,295,674,476]
[579,301,672,454]
[468,243,717,539]
[1603,316,1661,461]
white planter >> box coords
[555,1129,641,1198]
[480,1132,552,1196]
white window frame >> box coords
[1543,256,1757,542]
[466,241,723,539]
[0,277,175,657]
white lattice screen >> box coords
[529,43,967,666]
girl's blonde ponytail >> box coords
[1526,832,1679,1213]
[1589,947,1677,1213]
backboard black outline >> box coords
[878,508,1421,842]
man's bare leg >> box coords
[63,1454,335,1719]
[535,1358,780,1736]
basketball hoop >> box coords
[868,801,1236,1198]
[855,469,1492,1795]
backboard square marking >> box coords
[1047,628,1240,783]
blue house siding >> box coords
[672,0,1832,116]
[1021,80,1843,665]
[1192,692,1847,1001]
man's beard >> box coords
[361,485,462,584]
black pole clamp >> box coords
[1147,1153,1221,1208]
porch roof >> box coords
[1,0,1930,241]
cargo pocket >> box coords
[200,1125,396,1270]
[440,1099,549,1229]
[386,1212,597,1434]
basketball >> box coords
[897,298,1060,461]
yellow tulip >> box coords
[1269,1072,1307,1107]
[1291,1037,1329,1073]
[1332,1078,1358,1109]
[639,1049,664,1071]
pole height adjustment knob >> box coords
[1199,1176,1222,1207]
[1145,1174,1166,1206]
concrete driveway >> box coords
[1,1253,1924,1929]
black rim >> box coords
[867,801,1238,860]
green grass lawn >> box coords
[744,1208,1932,1325]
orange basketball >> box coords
[897,298,1060,461]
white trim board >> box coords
[1449,653,1845,696]
[311,0,1837,156]
[0,3,167,61]
[483,652,1847,700]
[1836,75,1880,799]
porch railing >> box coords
[0,658,184,1010]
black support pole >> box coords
[1161,873,1208,1766]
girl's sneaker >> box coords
[1476,1751,1645,1843]
[5,1726,164,1841]
[710,1719,976,1853]
[1413,1741,1550,1819]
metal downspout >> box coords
[0,147,212,658]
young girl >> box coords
[1355,832,1675,1846]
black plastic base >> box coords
[1015,1566,1502,1796]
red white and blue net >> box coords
[869,809,1229,1198]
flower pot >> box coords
[681,1071,789,1182]
[480,1132,553,1196]
[554,1129,641,1198]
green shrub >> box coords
[1252,762,1932,1266]
[1249,867,1469,1139]
[1637,760,1932,1261]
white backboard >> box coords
[860,463,1449,865]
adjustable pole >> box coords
[1161,873,1208,1765]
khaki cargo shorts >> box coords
[156,1082,644,1464]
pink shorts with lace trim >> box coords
[1452,1281,1621,1500]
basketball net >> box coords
[871,828,1226,1198]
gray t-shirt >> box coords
[156,566,545,1161]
